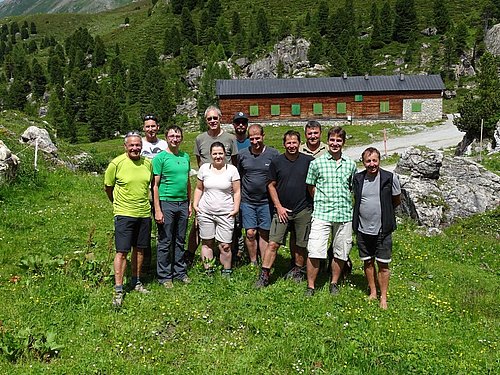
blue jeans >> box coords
[157,201,189,282]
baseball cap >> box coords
[233,112,248,122]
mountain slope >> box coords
[0,0,133,17]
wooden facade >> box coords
[216,75,445,124]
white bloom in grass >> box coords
[325,312,331,317]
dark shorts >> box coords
[357,232,392,263]
[269,207,312,247]
[114,215,151,253]
[240,202,272,231]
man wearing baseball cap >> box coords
[233,112,250,151]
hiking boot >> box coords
[292,268,306,283]
[112,291,124,308]
[184,251,195,268]
[255,271,269,288]
[162,280,174,289]
[133,282,150,294]
[180,276,191,284]
[329,283,340,296]
[284,266,300,280]
[221,269,233,279]
[304,287,315,297]
[341,257,353,280]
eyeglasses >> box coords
[234,121,247,126]
[206,116,219,121]
[143,114,157,122]
[125,131,141,137]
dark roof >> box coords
[216,74,445,97]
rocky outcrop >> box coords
[395,147,500,231]
[19,126,57,156]
[246,36,310,79]
[0,140,20,183]
[485,23,500,56]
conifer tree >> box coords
[10,22,19,36]
[231,11,241,35]
[215,19,230,56]
[327,48,347,76]
[30,22,37,34]
[307,31,324,65]
[47,54,64,87]
[455,53,500,141]
[180,41,198,69]
[31,58,47,98]
[206,0,222,25]
[256,8,270,44]
[93,36,107,67]
[198,9,213,46]
[181,7,198,45]
[20,27,29,40]
[127,63,142,104]
[164,25,181,56]
[433,0,450,35]
[393,0,418,43]
[380,1,394,44]
[315,1,330,36]
[27,40,37,54]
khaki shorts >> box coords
[307,218,352,261]
[197,212,234,244]
[269,207,312,247]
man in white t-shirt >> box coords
[141,114,168,160]
[140,114,168,275]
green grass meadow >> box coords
[0,113,499,373]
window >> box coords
[313,103,323,115]
[291,103,301,116]
[355,94,363,102]
[337,102,346,114]
[412,102,422,112]
[249,105,259,116]
[271,104,280,116]
[380,101,390,113]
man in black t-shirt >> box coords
[256,130,314,288]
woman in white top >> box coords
[193,142,241,276]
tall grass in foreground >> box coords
[0,144,498,373]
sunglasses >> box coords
[125,131,141,137]
[206,116,219,121]
[143,114,157,121]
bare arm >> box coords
[187,175,193,217]
[153,175,164,224]
[105,186,114,203]
[231,154,238,167]
[268,180,290,223]
[230,180,241,217]
[196,155,201,168]
[192,179,204,213]
[392,194,401,208]
[307,184,316,198]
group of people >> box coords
[104,106,401,309]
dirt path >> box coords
[344,114,464,161]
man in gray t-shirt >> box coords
[193,106,238,166]
[353,147,401,309]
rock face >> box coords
[246,36,310,79]
[0,140,20,183]
[395,147,500,229]
[19,126,57,155]
[494,121,500,151]
[485,23,500,56]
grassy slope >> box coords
[0,111,498,373]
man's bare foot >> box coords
[368,294,377,301]
[380,299,388,309]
